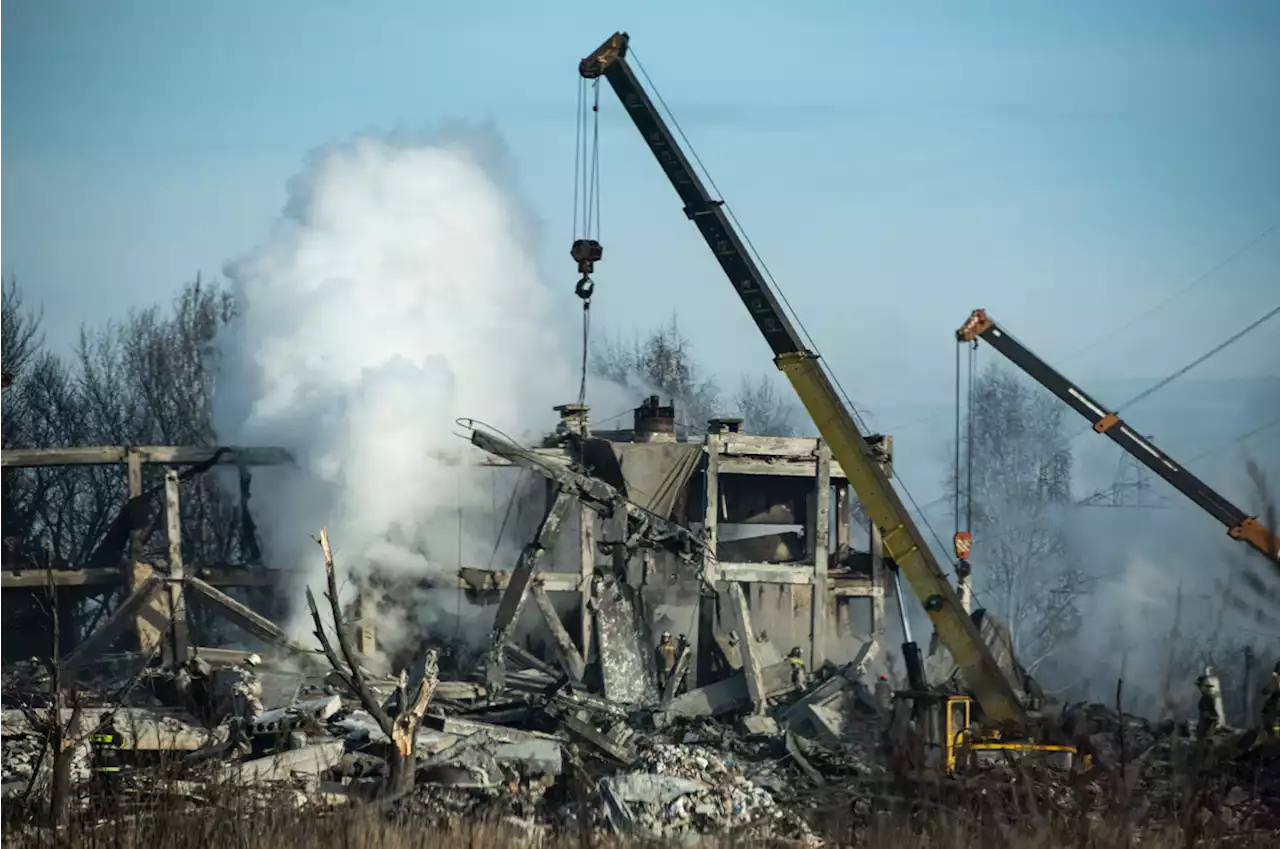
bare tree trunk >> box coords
[385,748,418,798]
[45,568,83,829]
[307,528,438,799]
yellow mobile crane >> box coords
[576,32,1076,769]
[957,309,1280,565]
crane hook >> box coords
[571,239,603,303]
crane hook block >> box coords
[575,276,595,301]
[572,239,603,275]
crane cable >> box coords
[953,339,977,584]
[572,77,604,406]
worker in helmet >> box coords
[1262,661,1280,739]
[230,654,265,723]
[226,653,265,755]
[1195,666,1224,737]
[655,632,678,682]
[787,646,808,691]
[89,711,127,812]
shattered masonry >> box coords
[2,398,1278,844]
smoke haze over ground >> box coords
[212,130,576,634]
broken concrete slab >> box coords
[332,712,459,757]
[778,672,848,727]
[784,730,826,786]
[419,732,564,787]
[714,628,783,671]
[739,714,780,737]
[556,709,637,766]
[421,714,562,744]
[798,703,845,747]
[218,739,345,783]
[492,739,563,777]
[663,661,799,720]
[609,773,708,805]
[1,708,216,751]
[594,577,659,706]
[726,582,768,714]
[252,695,341,735]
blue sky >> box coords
[4,1,1279,502]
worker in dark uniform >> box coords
[787,647,808,691]
[1262,661,1280,739]
[874,673,894,721]
[1195,666,1224,738]
[184,656,214,725]
[656,632,678,685]
[89,711,127,811]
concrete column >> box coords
[125,449,162,653]
[728,581,767,714]
[355,586,377,657]
[163,469,190,665]
[702,434,721,585]
[810,441,830,668]
[579,507,595,662]
[835,483,850,557]
[869,438,892,639]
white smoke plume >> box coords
[213,130,576,639]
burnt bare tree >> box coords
[306,528,437,798]
[74,277,240,566]
[2,282,74,570]
[947,362,1091,675]
[592,313,803,437]
[2,278,241,567]
[592,313,722,435]
[15,567,87,828]
[734,373,803,437]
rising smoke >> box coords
[212,129,577,642]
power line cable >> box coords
[1069,303,1280,443]
[981,415,1280,546]
[1060,219,1280,364]
[880,220,1280,437]
[1114,304,1280,413]
[1185,416,1280,464]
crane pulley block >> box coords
[571,239,603,275]
[571,239,603,302]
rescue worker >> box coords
[184,656,213,725]
[1195,665,1224,737]
[1261,660,1280,738]
[231,653,265,723]
[787,646,808,691]
[655,632,678,683]
[89,711,126,810]
[874,673,894,720]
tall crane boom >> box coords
[580,32,1026,725]
[957,309,1280,563]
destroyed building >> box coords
[0,395,901,843]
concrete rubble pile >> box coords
[2,424,1276,842]
[3,641,1279,843]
